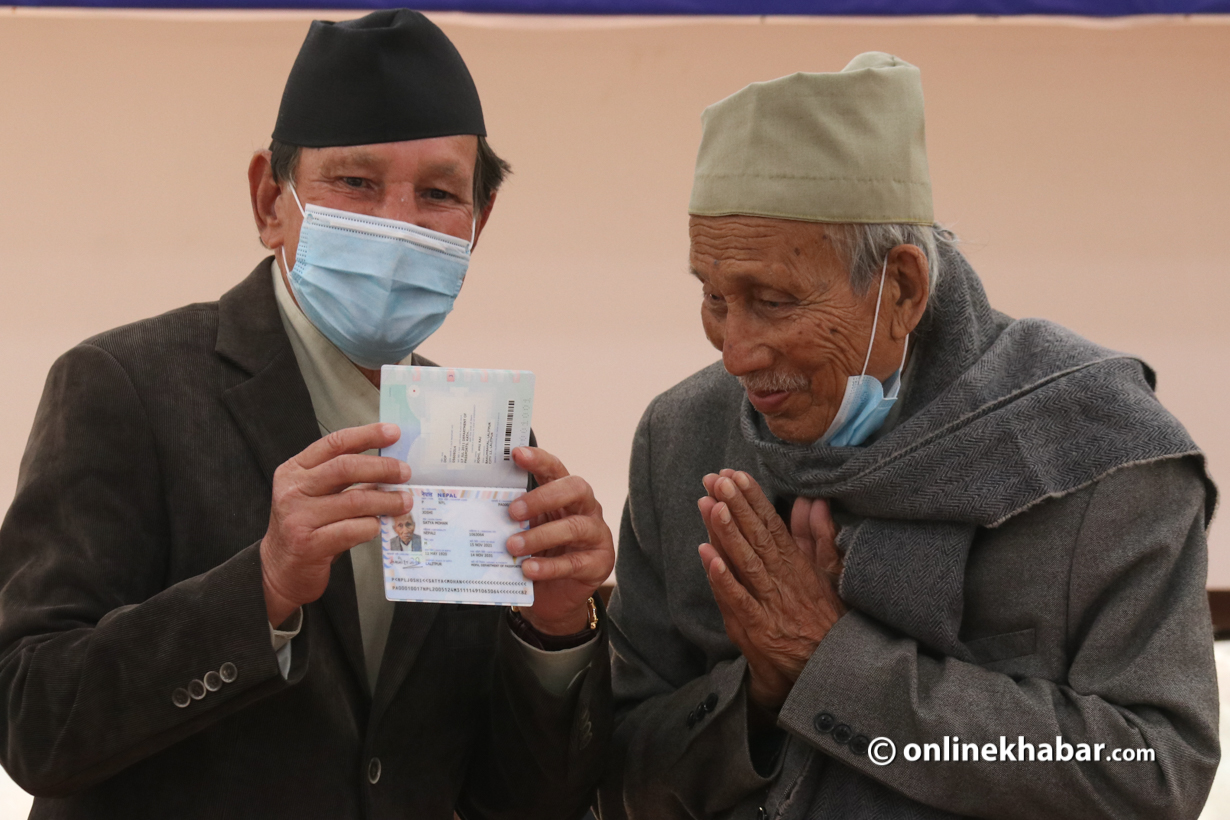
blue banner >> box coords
[10,0,1229,16]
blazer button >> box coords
[172,688,191,708]
[203,671,223,692]
[188,679,207,700]
[219,662,238,683]
[702,692,718,713]
[367,757,382,785]
[849,735,870,756]
[813,712,836,734]
[832,724,853,745]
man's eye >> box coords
[425,189,452,201]
[341,177,367,189]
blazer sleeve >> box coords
[776,457,1220,820]
[598,399,778,820]
[0,344,301,797]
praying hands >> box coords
[697,469,847,711]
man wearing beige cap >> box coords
[599,53,1218,819]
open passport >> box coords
[379,366,535,607]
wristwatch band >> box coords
[507,597,598,651]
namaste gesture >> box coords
[697,469,847,710]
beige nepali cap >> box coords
[688,52,933,225]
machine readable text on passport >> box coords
[378,366,535,607]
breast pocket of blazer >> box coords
[965,627,1037,665]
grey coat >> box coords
[0,261,609,819]
[599,361,1219,820]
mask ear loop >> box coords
[860,256,890,378]
[278,182,307,275]
[288,182,306,217]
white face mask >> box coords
[279,184,477,369]
[820,258,909,447]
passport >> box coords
[379,366,535,606]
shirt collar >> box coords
[272,258,414,436]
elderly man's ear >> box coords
[248,150,287,252]
[886,243,931,340]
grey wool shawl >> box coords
[740,248,1218,664]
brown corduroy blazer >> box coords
[0,259,610,819]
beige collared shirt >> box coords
[270,260,594,696]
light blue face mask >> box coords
[820,259,910,447]
[279,184,474,369]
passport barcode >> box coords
[502,400,515,461]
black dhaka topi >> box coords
[272,9,485,148]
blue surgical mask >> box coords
[820,259,909,447]
[279,184,474,369]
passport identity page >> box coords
[379,366,535,607]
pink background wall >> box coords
[1,10,1226,580]
[0,8,1227,816]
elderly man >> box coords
[0,10,611,819]
[600,54,1219,819]
[391,512,422,552]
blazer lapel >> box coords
[320,551,371,695]
[219,343,318,486]
[369,602,441,728]
[215,259,368,692]
[216,260,318,484]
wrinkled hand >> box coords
[697,469,846,710]
[261,423,413,627]
[504,447,615,636]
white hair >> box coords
[829,223,959,297]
